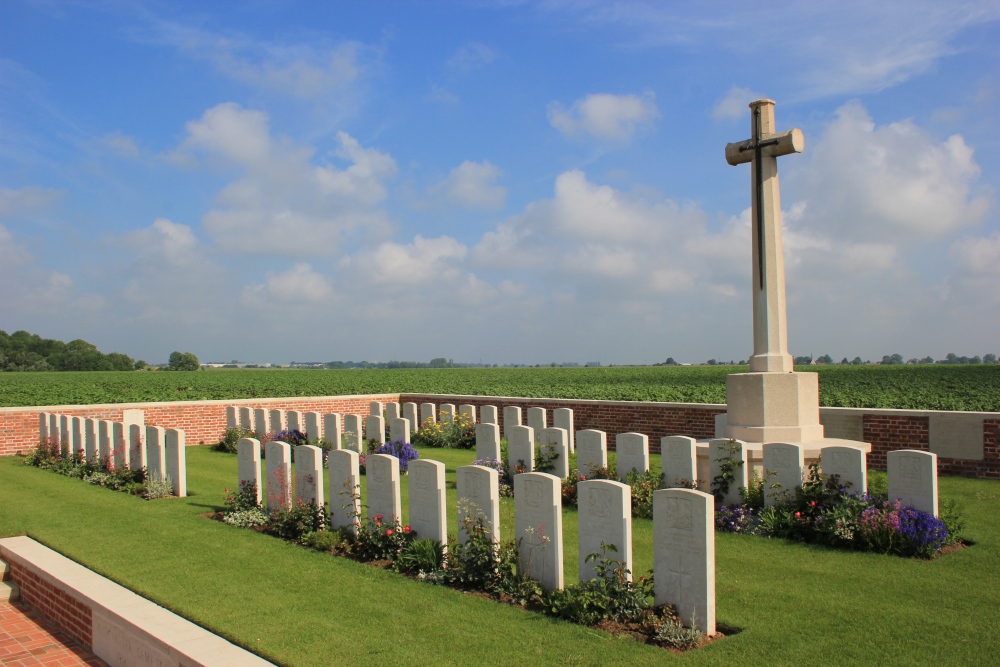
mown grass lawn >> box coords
[1,446,998,667]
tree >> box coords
[985,354,998,364]
[134,360,147,370]
[851,357,863,365]
[816,354,833,364]
[664,357,677,365]
[881,353,904,365]
[168,351,200,371]
[919,356,934,364]
[840,357,850,365]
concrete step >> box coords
[0,580,19,602]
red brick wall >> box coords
[8,561,92,650]
[0,394,398,456]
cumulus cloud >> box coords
[712,86,768,121]
[548,92,659,141]
[791,100,992,240]
[362,235,468,286]
[172,103,397,257]
[261,263,332,302]
[430,161,506,209]
[951,232,1000,275]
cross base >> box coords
[724,372,824,444]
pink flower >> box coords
[386,529,394,536]
[403,526,411,534]
[794,512,801,518]
[809,501,816,507]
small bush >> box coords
[625,469,664,520]
[266,501,328,542]
[395,538,445,574]
[374,440,419,472]
[142,476,174,500]
[216,426,251,453]
[353,514,413,561]
[304,530,342,552]
[542,543,653,625]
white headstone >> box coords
[323,413,343,449]
[146,426,166,482]
[714,413,729,439]
[576,430,608,477]
[403,403,419,434]
[385,403,400,420]
[481,405,498,425]
[475,423,501,462]
[366,415,386,447]
[343,414,364,452]
[821,446,867,495]
[887,449,938,516]
[69,417,84,457]
[304,411,322,442]
[254,408,269,435]
[238,438,263,504]
[97,420,112,460]
[265,440,292,510]
[84,418,98,460]
[38,412,49,444]
[553,408,575,453]
[763,443,804,506]
[662,436,698,489]
[49,414,61,449]
[539,427,569,479]
[507,425,535,473]
[457,465,500,544]
[128,423,146,472]
[420,403,436,426]
[225,406,237,430]
[578,480,632,582]
[616,433,649,482]
[238,407,253,430]
[165,428,187,497]
[112,422,128,469]
[440,403,456,424]
[370,401,384,417]
[459,404,476,423]
[654,489,716,635]
[526,407,546,435]
[366,453,401,522]
[294,445,324,507]
[503,406,522,440]
[514,472,564,591]
[328,449,360,534]
[269,409,286,434]
[286,410,303,433]
[408,459,447,544]
[389,417,411,444]
[708,438,748,506]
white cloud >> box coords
[951,232,1000,275]
[447,42,499,72]
[430,161,506,209]
[140,19,362,100]
[548,92,659,141]
[423,85,460,105]
[0,186,64,217]
[791,100,992,240]
[364,235,468,286]
[262,263,332,302]
[101,132,140,158]
[172,103,397,257]
[712,86,768,121]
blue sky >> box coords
[1,1,998,365]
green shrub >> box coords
[541,543,653,625]
[304,530,342,552]
[142,476,174,500]
[395,538,445,574]
[625,469,664,520]
[216,426,252,453]
[266,501,328,542]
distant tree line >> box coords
[0,330,135,372]
[0,330,201,372]
[805,353,997,366]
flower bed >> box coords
[22,439,174,499]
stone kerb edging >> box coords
[0,536,275,666]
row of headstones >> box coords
[235,437,716,634]
[37,412,187,497]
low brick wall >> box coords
[8,559,93,650]
[2,392,998,478]
[0,536,274,666]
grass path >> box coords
[1,446,998,666]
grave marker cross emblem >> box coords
[725,99,804,373]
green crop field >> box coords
[1,365,998,411]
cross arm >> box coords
[725,128,804,166]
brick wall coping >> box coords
[0,392,400,414]
[0,536,274,666]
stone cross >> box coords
[726,99,803,373]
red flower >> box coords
[386,529,394,536]
[376,514,384,521]
[403,526,411,533]
[809,501,816,507]
[794,512,801,518]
